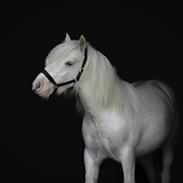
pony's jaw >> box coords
[32,73,55,98]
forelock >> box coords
[45,41,78,64]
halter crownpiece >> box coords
[42,47,88,92]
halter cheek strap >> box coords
[42,47,88,92]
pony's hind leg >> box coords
[161,116,178,183]
[139,155,157,183]
[161,145,174,183]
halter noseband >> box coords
[42,47,88,93]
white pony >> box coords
[32,34,178,183]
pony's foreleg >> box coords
[120,147,136,183]
[161,145,174,183]
[84,148,103,183]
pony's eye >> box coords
[65,61,74,66]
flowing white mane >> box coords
[76,43,138,113]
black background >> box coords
[4,2,183,183]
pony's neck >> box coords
[76,45,130,115]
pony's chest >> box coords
[82,114,127,156]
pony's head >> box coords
[32,33,87,98]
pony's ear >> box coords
[78,35,86,50]
[64,33,71,42]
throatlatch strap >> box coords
[76,48,88,81]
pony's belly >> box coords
[135,122,169,156]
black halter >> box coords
[42,47,88,93]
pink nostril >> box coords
[36,82,41,89]
[33,81,42,91]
